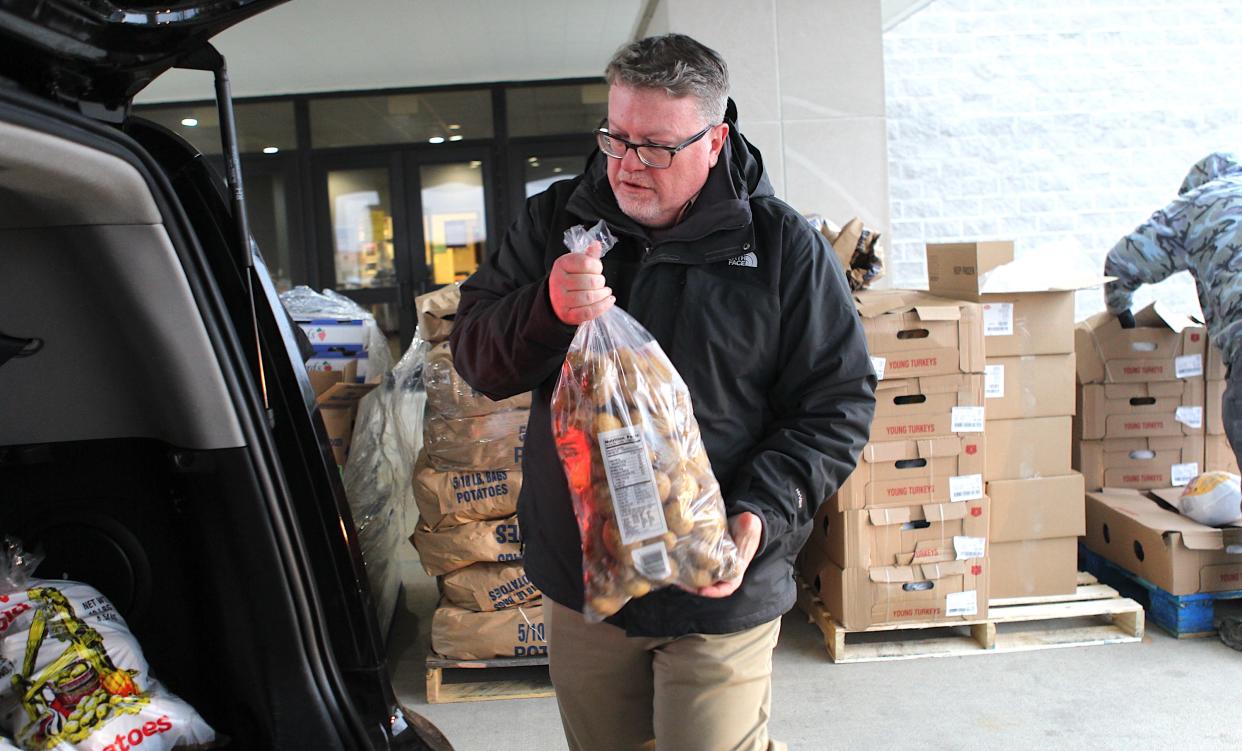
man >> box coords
[1104,152,1242,470]
[450,34,875,750]
[1103,151,1242,653]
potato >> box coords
[666,470,699,507]
[624,577,652,598]
[664,500,695,536]
[685,566,715,589]
[653,471,672,502]
[594,412,624,435]
[590,594,626,618]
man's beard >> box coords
[616,192,675,229]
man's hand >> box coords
[550,242,614,325]
[695,512,762,599]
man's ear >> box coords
[709,123,729,167]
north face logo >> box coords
[727,251,758,268]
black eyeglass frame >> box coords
[593,120,716,169]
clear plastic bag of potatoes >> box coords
[551,221,740,622]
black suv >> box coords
[0,2,448,748]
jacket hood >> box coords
[1179,152,1242,195]
[568,97,774,240]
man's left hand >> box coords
[695,512,762,599]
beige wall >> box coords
[648,0,890,239]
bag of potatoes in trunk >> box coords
[440,562,541,611]
[424,409,528,471]
[413,451,521,529]
[550,222,739,622]
[424,341,533,419]
[410,516,523,576]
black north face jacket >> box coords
[451,115,875,637]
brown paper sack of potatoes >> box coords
[431,599,547,660]
[412,450,521,530]
[424,409,528,471]
[410,515,523,576]
[549,224,739,623]
[424,341,533,419]
[441,561,541,611]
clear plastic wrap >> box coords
[550,222,739,622]
[342,336,428,632]
[280,285,395,377]
[424,341,532,419]
[1179,471,1242,526]
[423,410,528,471]
[0,538,218,751]
[410,516,523,577]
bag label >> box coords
[1175,354,1204,379]
[1175,406,1203,429]
[949,474,984,502]
[598,426,669,544]
[945,589,979,616]
[632,542,672,580]
[871,356,886,381]
[954,536,987,560]
[985,364,1005,399]
[1171,462,1199,487]
[984,303,1014,337]
[951,406,985,433]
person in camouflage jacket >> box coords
[1105,151,1242,650]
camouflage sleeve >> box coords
[1103,202,1190,314]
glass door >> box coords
[507,138,593,221]
[313,153,412,354]
[408,149,496,290]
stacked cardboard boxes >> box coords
[409,286,548,660]
[926,242,1085,599]
[801,290,990,629]
[1073,304,1235,489]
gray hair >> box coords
[604,33,730,126]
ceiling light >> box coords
[528,157,538,164]
[530,161,541,168]
[448,124,461,131]
[428,136,446,144]
[469,160,481,168]
[181,118,198,127]
[553,167,563,173]
[262,146,279,154]
[449,135,463,142]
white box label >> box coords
[954,536,987,561]
[945,590,979,617]
[1171,462,1199,487]
[951,406,986,433]
[984,302,1014,337]
[949,473,984,502]
[985,364,1005,399]
[1175,406,1204,429]
[870,356,886,381]
[598,426,669,544]
[1175,354,1204,379]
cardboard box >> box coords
[308,358,358,398]
[801,542,989,630]
[1077,381,1206,440]
[985,416,1072,480]
[991,538,1079,599]
[1083,489,1242,596]
[985,354,1075,420]
[815,496,990,569]
[987,474,1086,542]
[1207,378,1225,435]
[297,317,373,349]
[854,290,985,379]
[925,241,1081,357]
[869,373,985,442]
[1075,304,1208,385]
[835,434,985,510]
[307,352,370,382]
[315,377,378,465]
[1206,434,1240,474]
[1076,436,1203,490]
[1208,339,1228,381]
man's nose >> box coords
[620,146,646,172]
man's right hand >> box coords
[549,242,615,325]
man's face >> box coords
[605,84,728,229]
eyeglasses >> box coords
[594,120,714,169]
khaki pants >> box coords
[546,599,786,751]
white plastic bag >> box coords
[1179,471,1242,526]
[551,221,739,622]
[0,538,217,751]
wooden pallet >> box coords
[425,653,554,704]
[797,572,1144,663]
[1080,544,1242,638]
